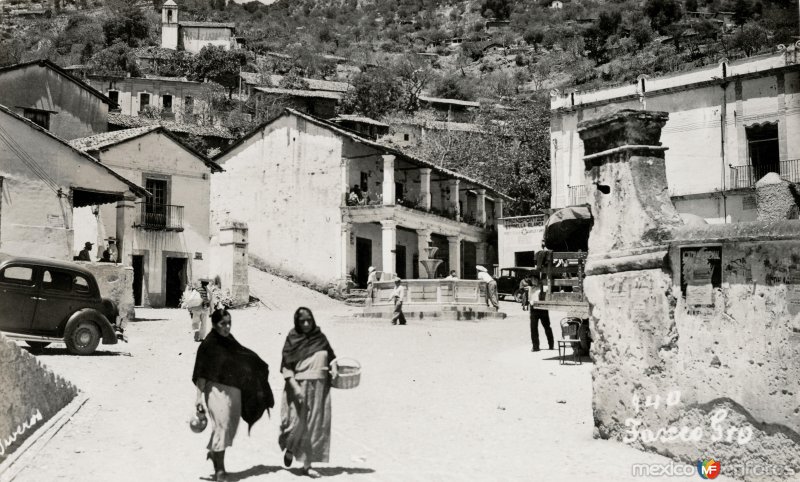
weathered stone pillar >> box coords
[494,198,504,220]
[579,109,684,451]
[380,220,396,275]
[476,189,487,225]
[382,155,396,205]
[340,158,350,205]
[419,168,432,210]
[755,172,797,221]
[340,223,352,280]
[215,222,249,305]
[447,235,462,278]
[115,193,137,266]
[448,179,460,219]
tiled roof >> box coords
[143,74,194,82]
[253,87,344,100]
[179,21,235,29]
[71,122,223,172]
[133,46,177,60]
[69,126,160,152]
[241,72,351,93]
[332,115,389,127]
[0,104,148,198]
[216,108,512,201]
[107,113,235,139]
[419,96,480,108]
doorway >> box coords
[462,242,477,279]
[396,245,407,279]
[746,123,779,182]
[165,257,187,307]
[132,255,144,306]
[356,237,372,288]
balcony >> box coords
[567,184,588,206]
[729,160,800,189]
[133,202,184,231]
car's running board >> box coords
[1,332,63,343]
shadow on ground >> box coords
[24,347,132,357]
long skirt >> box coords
[278,378,332,464]
[204,381,241,451]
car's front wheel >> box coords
[26,341,50,353]
[66,321,100,355]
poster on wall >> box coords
[680,246,722,316]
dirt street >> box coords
[12,273,710,482]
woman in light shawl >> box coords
[192,309,274,482]
[279,307,338,478]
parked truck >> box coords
[530,206,592,355]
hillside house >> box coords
[211,109,510,288]
[0,60,114,140]
[550,49,800,223]
[418,96,480,122]
[70,126,223,307]
[0,105,147,261]
[331,115,389,140]
[160,0,239,53]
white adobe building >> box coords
[550,47,800,223]
[161,0,237,54]
[211,109,511,288]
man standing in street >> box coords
[529,277,554,352]
[391,277,407,325]
[365,266,377,306]
[191,279,213,341]
[476,266,499,309]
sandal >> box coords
[302,467,321,478]
[283,450,293,467]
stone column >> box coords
[447,235,462,278]
[382,155,396,206]
[115,193,137,266]
[495,198,504,220]
[476,189,487,225]
[340,223,352,280]
[416,228,432,278]
[448,179,460,220]
[340,159,350,206]
[419,168,432,210]
[215,222,249,305]
[381,220,397,275]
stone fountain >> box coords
[419,246,443,279]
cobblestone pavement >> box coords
[12,278,716,482]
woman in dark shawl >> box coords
[193,309,274,482]
[279,307,338,478]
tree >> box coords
[432,74,476,101]
[392,55,435,112]
[339,68,401,118]
[523,28,544,51]
[644,0,683,33]
[729,22,770,56]
[480,0,511,19]
[631,20,655,48]
[192,46,251,98]
[102,0,150,47]
[91,41,141,76]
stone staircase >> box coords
[343,288,368,307]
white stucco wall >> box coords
[550,65,800,223]
[211,115,345,286]
[350,223,418,278]
[0,110,135,260]
[181,27,234,54]
[94,130,212,306]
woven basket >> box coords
[331,358,361,389]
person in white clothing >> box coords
[476,266,499,309]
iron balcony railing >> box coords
[729,159,800,189]
[567,184,588,206]
[134,202,184,231]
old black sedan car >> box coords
[0,257,124,355]
[497,267,538,301]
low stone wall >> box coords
[0,332,78,462]
[72,261,135,323]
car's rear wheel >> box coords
[26,341,50,353]
[66,321,100,355]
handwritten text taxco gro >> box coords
[623,391,753,445]
[0,409,43,457]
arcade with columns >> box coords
[340,152,508,285]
